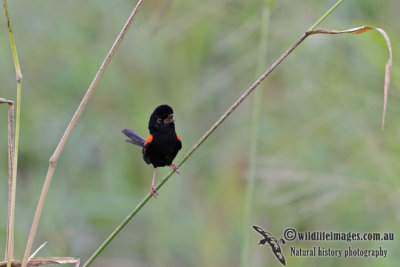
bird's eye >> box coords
[157,118,162,124]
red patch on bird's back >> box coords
[144,134,153,145]
[177,134,181,141]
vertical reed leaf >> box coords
[2,1,23,266]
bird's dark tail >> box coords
[122,129,145,147]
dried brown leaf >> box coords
[306,26,393,130]
[1,98,15,262]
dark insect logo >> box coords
[253,225,287,265]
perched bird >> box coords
[122,105,182,198]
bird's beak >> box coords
[164,114,174,124]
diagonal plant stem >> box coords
[2,1,23,267]
[83,5,393,267]
[21,0,146,266]
[83,29,310,267]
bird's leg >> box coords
[150,168,159,199]
[169,164,180,174]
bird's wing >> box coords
[269,239,286,265]
[253,225,271,239]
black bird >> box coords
[122,105,182,198]
[253,225,286,265]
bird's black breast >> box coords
[142,123,182,167]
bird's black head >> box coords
[148,104,175,133]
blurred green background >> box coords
[0,0,399,266]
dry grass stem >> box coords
[21,0,146,266]
[0,98,14,263]
[2,1,22,266]
[0,258,80,267]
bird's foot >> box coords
[170,164,180,174]
[150,186,159,199]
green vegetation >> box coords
[0,0,399,266]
